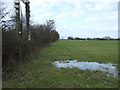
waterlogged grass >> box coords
[3,40,118,88]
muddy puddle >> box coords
[52,60,118,78]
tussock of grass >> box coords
[3,40,118,88]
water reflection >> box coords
[52,60,118,78]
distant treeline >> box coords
[68,36,119,40]
[2,20,59,66]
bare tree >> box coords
[0,1,16,30]
[0,1,13,20]
[46,20,55,31]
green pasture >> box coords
[3,40,118,88]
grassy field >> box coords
[3,40,118,88]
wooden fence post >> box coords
[14,0,23,61]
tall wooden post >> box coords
[24,1,30,41]
[14,1,20,34]
[14,0,23,61]
[24,1,31,56]
[20,10,24,60]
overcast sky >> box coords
[3,0,119,39]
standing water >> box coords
[52,60,118,78]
